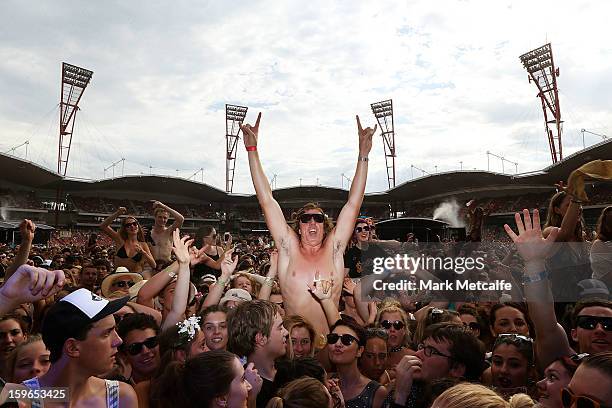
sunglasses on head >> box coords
[124,221,138,228]
[561,387,604,408]
[299,213,325,224]
[327,333,359,346]
[380,320,405,330]
[576,316,612,331]
[494,333,533,348]
[463,322,481,331]
[125,336,158,356]
[366,328,389,340]
[112,280,135,288]
[355,226,371,233]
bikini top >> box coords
[116,245,143,262]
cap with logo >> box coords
[42,288,129,354]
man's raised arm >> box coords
[242,113,291,243]
[334,115,377,245]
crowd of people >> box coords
[0,115,611,408]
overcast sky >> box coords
[1,0,611,194]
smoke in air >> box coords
[432,199,465,228]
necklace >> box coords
[389,345,405,353]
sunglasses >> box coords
[366,328,389,340]
[380,320,405,330]
[327,333,359,346]
[561,387,605,408]
[112,280,136,288]
[463,322,481,331]
[125,336,158,356]
[124,222,139,228]
[417,343,453,359]
[299,213,325,224]
[576,316,612,331]
[355,226,371,233]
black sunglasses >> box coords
[576,316,612,331]
[125,336,158,356]
[124,221,139,228]
[561,387,603,408]
[112,280,136,288]
[355,226,371,233]
[299,213,325,223]
[327,333,359,346]
[380,320,405,330]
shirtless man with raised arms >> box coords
[149,201,184,263]
[241,112,376,336]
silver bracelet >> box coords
[358,156,369,162]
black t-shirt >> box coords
[344,243,389,278]
[256,377,275,408]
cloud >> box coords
[1,0,611,194]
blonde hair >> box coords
[283,315,316,359]
[376,305,411,344]
[433,383,534,408]
[265,377,330,408]
[5,334,44,382]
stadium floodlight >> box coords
[225,104,248,193]
[519,44,563,164]
[58,62,93,176]
[370,99,396,188]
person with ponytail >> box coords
[151,350,254,408]
[266,377,332,408]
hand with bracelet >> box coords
[201,248,238,308]
[241,112,261,152]
[219,248,238,283]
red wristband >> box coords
[246,146,257,152]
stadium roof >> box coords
[0,152,61,188]
[57,175,231,202]
[386,139,612,202]
[0,138,610,203]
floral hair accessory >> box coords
[177,315,201,343]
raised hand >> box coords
[503,209,559,265]
[172,230,192,264]
[118,206,127,215]
[221,248,238,277]
[394,355,423,403]
[269,248,278,267]
[244,362,263,398]
[308,270,334,301]
[19,219,36,242]
[189,245,211,266]
[241,112,262,149]
[0,265,65,310]
[356,115,377,156]
[151,200,163,210]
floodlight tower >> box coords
[519,44,563,164]
[58,63,93,176]
[225,104,248,193]
[370,99,396,188]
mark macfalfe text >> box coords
[372,279,512,292]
